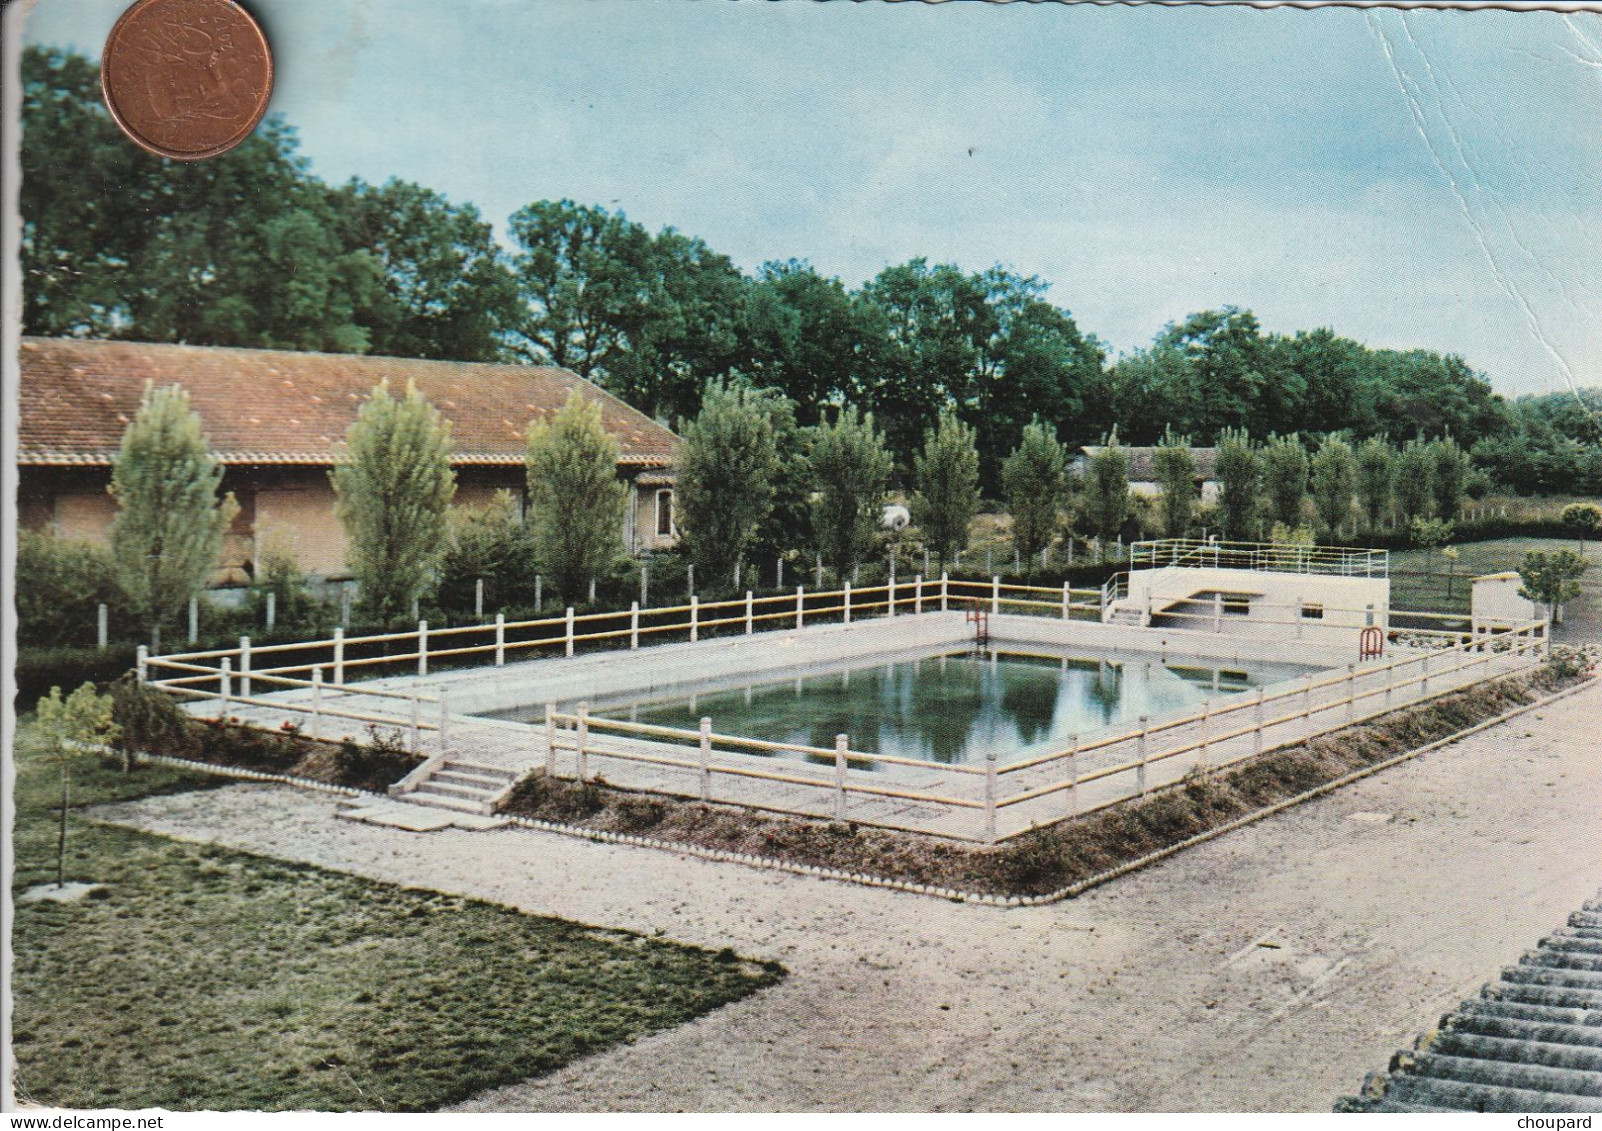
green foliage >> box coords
[16,531,126,648]
[1268,521,1316,547]
[1409,515,1455,577]
[1261,433,1309,529]
[108,382,240,649]
[1309,435,1358,537]
[808,407,893,579]
[332,380,456,623]
[334,726,424,793]
[36,681,120,887]
[1355,436,1395,532]
[1001,420,1067,569]
[437,492,538,613]
[249,535,317,631]
[1214,428,1260,541]
[1152,426,1195,538]
[109,674,196,770]
[675,382,783,591]
[525,391,629,602]
[1081,430,1130,539]
[1429,435,1471,522]
[1517,548,1589,621]
[912,413,982,568]
[1395,439,1435,525]
[1559,502,1602,542]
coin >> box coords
[101,0,273,162]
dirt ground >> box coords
[89,680,1602,1113]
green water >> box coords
[498,647,1317,766]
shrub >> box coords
[16,531,128,648]
[614,796,668,832]
[500,770,606,821]
[196,718,308,773]
[1560,501,1602,543]
[14,647,137,709]
[109,674,199,769]
[334,726,423,792]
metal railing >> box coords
[1131,538,1389,578]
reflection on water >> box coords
[508,647,1315,766]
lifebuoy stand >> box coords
[1359,625,1384,660]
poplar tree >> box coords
[1356,437,1394,533]
[1395,439,1435,526]
[1001,419,1067,573]
[1262,433,1309,529]
[809,407,893,580]
[912,412,981,569]
[676,382,781,591]
[1081,429,1129,541]
[1214,428,1260,541]
[1152,426,1196,538]
[1310,435,1358,538]
[332,379,456,623]
[1430,434,1470,522]
[108,381,239,651]
[525,390,628,602]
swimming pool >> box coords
[484,644,1319,766]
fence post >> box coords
[239,636,252,699]
[137,644,149,684]
[417,620,429,676]
[311,666,323,741]
[1253,688,1265,755]
[745,591,754,635]
[265,591,276,633]
[690,595,700,642]
[984,751,998,844]
[777,556,784,589]
[437,687,451,754]
[1066,735,1080,814]
[834,734,849,821]
[815,551,823,588]
[796,585,805,629]
[699,717,713,801]
[98,602,109,651]
[1062,581,1071,620]
[565,607,575,657]
[1302,673,1314,731]
[576,702,589,782]
[1213,592,1223,633]
[588,578,597,604]
[409,691,420,755]
[475,578,485,620]
[495,613,506,666]
[1199,701,1211,763]
[687,564,695,598]
[1421,651,1430,696]
[536,574,544,612]
[915,575,924,615]
[340,583,352,629]
[843,582,852,625]
[542,702,559,775]
[190,595,200,643]
[333,627,345,686]
[630,602,640,649]
[1346,664,1357,724]
[887,572,896,619]
[1137,717,1150,796]
[1099,582,1108,621]
[941,571,949,612]
[991,575,1001,617]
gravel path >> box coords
[89,680,1602,1112]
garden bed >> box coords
[493,657,1595,900]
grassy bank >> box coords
[10,722,780,1111]
[496,664,1591,900]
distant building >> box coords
[18,337,680,583]
[1074,445,1220,503]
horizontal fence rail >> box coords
[1131,538,1389,579]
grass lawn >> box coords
[1388,536,1602,639]
[10,721,780,1111]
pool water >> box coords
[492,646,1319,766]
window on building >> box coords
[655,489,674,537]
[1301,602,1324,620]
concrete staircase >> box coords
[1105,603,1147,627]
[392,758,520,815]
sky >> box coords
[20,0,1602,400]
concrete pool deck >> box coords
[89,678,1602,1111]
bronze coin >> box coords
[101,0,273,162]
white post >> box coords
[340,583,352,629]
[1199,701,1211,763]
[265,590,276,633]
[630,602,640,649]
[833,734,849,821]
[843,581,852,625]
[1346,664,1357,724]
[438,687,451,754]
[690,595,700,642]
[1067,538,1074,567]
[745,591,754,635]
[991,575,1001,617]
[734,560,742,590]
[983,751,998,844]
[475,578,485,619]
[98,602,109,651]
[239,636,252,699]
[417,620,429,676]
[544,702,559,775]
[687,564,695,598]
[638,564,648,608]
[699,717,713,801]
[1213,592,1223,633]
[796,585,805,629]
[1253,687,1265,755]
[565,606,575,657]
[494,613,506,666]
[575,702,589,782]
[1062,581,1071,620]
[1136,717,1149,796]
[333,627,345,686]
[536,574,544,611]
[588,577,597,604]
[409,691,420,755]
[1295,597,1304,639]
[190,595,200,643]
[940,571,949,612]
[1066,736,1080,814]
[777,556,784,589]
[915,575,924,615]
[218,656,231,710]
[311,666,323,741]
[1302,673,1314,732]
[136,644,149,684]
[1099,583,1108,621]
[815,552,823,588]
[887,572,896,619]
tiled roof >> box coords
[17,337,679,468]
[1337,890,1602,1113]
[1077,446,1220,482]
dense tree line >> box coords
[22,45,1599,495]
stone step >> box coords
[1504,965,1602,992]
[1375,1073,1602,1114]
[1488,979,1602,1011]
[442,758,519,779]
[1390,1050,1602,1099]
[1462,997,1602,1028]
[1422,1031,1602,1073]
[407,789,490,814]
[1542,934,1602,955]
[1524,949,1602,974]
[1446,1012,1602,1049]
[432,769,509,791]
[414,780,498,803]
